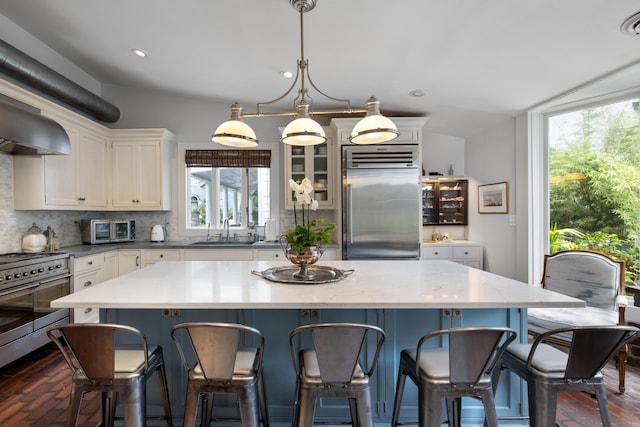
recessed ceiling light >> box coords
[131,48,148,58]
[620,11,640,35]
[409,90,426,97]
[281,71,294,79]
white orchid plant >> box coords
[284,177,335,254]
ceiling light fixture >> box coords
[212,0,398,147]
[131,48,148,58]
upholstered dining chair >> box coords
[171,322,269,427]
[527,249,630,392]
[390,326,517,427]
[495,325,639,427]
[47,323,173,427]
[289,322,385,427]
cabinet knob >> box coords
[83,281,93,287]
[87,261,93,265]
[434,251,438,255]
[84,308,92,314]
[465,251,469,255]
[160,254,164,258]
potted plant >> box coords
[281,177,335,279]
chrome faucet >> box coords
[206,223,212,241]
[223,219,230,241]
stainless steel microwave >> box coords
[80,219,136,244]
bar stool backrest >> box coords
[171,322,263,381]
[529,325,639,380]
[290,323,385,385]
[416,327,517,386]
[47,323,149,382]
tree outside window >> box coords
[548,98,639,285]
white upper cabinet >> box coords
[111,129,176,210]
[13,112,110,210]
[283,134,335,209]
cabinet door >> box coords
[136,141,163,208]
[112,139,164,209]
[111,141,138,208]
[101,251,119,281]
[183,249,253,261]
[76,129,108,207]
[44,123,78,206]
[284,137,334,209]
[118,250,142,275]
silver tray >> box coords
[251,265,353,285]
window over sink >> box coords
[184,150,271,232]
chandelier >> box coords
[212,0,399,148]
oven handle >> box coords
[39,273,72,285]
[0,282,41,298]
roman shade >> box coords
[185,149,271,168]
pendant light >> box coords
[212,0,398,147]
[212,102,258,147]
[281,101,327,146]
[349,96,399,144]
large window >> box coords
[547,98,639,283]
[186,150,271,231]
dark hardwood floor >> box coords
[0,343,638,426]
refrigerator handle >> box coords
[347,184,353,243]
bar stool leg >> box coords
[156,362,173,426]
[123,378,146,427]
[65,384,82,427]
[238,383,261,427]
[594,383,612,427]
[297,386,318,427]
[258,372,270,427]
[355,392,374,427]
[534,381,557,427]
[479,389,499,427]
[390,364,408,427]
[183,381,201,427]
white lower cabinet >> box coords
[142,249,182,267]
[73,251,118,323]
[118,250,142,275]
[421,241,483,269]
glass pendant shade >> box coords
[349,96,399,145]
[212,103,258,147]
[281,101,327,146]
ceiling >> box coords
[1,0,639,138]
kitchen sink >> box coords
[189,240,255,247]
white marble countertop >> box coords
[52,260,584,310]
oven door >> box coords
[0,274,71,344]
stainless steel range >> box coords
[0,252,73,368]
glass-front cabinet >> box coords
[422,178,468,225]
[283,137,334,209]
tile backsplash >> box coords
[0,152,173,253]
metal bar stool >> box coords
[494,325,639,427]
[47,323,173,427]
[289,322,386,427]
[390,326,517,427]
[171,322,269,427]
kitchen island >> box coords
[52,260,583,426]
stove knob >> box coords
[14,273,21,279]
[23,272,29,277]
[38,268,44,272]
[31,270,37,274]
[5,275,11,280]
[48,266,54,271]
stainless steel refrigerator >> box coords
[342,145,421,259]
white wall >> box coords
[465,118,519,278]
[422,132,465,177]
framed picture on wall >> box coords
[478,182,509,214]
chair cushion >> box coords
[114,344,158,373]
[192,347,258,376]
[301,349,365,379]
[407,348,449,378]
[506,343,568,372]
[528,306,618,340]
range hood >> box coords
[0,99,71,155]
